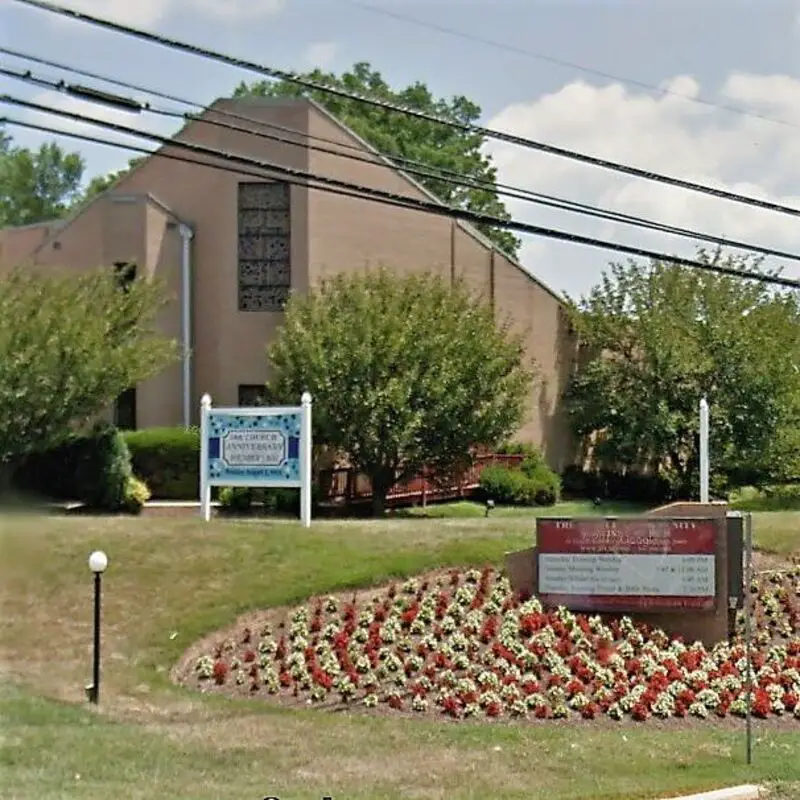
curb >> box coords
[664,786,762,800]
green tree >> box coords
[267,268,532,515]
[565,250,800,496]
[234,63,521,259]
[0,132,85,226]
[0,267,178,478]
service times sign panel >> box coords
[536,517,717,612]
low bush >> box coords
[561,465,673,505]
[122,475,151,514]
[479,459,560,507]
[124,427,199,500]
[729,483,800,512]
[12,424,138,512]
[217,486,314,515]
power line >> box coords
[2,102,799,290]
[3,116,432,210]
[342,0,800,131]
[6,62,800,268]
[3,60,799,266]
[10,0,800,222]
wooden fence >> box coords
[317,453,524,508]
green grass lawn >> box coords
[0,506,798,799]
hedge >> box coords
[123,427,199,500]
[561,465,674,505]
[11,424,147,512]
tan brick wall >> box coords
[0,98,578,466]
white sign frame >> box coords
[199,392,312,526]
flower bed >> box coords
[180,563,799,723]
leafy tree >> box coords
[234,62,521,259]
[266,268,533,515]
[565,249,800,496]
[0,132,85,226]
[0,267,178,481]
[77,157,145,206]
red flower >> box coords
[631,702,650,721]
[566,679,584,698]
[433,652,452,670]
[534,704,550,719]
[752,689,771,718]
[212,659,228,685]
[388,695,403,709]
[480,617,499,644]
[243,648,256,663]
[311,667,333,689]
[485,701,502,717]
[441,695,461,717]
[677,689,696,707]
[470,592,486,611]
[279,670,292,687]
[519,613,546,637]
[581,702,598,719]
[401,602,420,628]
[275,636,287,661]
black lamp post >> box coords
[86,550,108,704]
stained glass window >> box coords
[237,182,291,311]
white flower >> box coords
[195,656,214,678]
[696,689,720,709]
[652,692,675,719]
[411,695,428,712]
[509,699,528,717]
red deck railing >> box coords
[318,453,524,507]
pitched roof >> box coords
[220,95,565,304]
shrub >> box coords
[729,483,800,512]
[12,423,134,512]
[496,442,541,457]
[124,427,199,500]
[521,460,561,506]
[218,485,320,515]
[122,475,151,514]
[218,486,255,512]
[479,462,559,507]
[560,466,673,505]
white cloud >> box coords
[303,41,339,70]
[45,0,285,28]
[485,74,800,298]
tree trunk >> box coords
[368,466,394,518]
[371,490,387,518]
[0,460,14,501]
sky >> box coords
[1,0,799,298]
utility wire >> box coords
[342,0,800,131]
[2,59,799,267]
[3,116,432,211]
[2,102,799,290]
[10,0,800,221]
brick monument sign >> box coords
[505,502,735,646]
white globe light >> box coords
[88,550,108,573]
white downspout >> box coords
[178,223,194,428]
